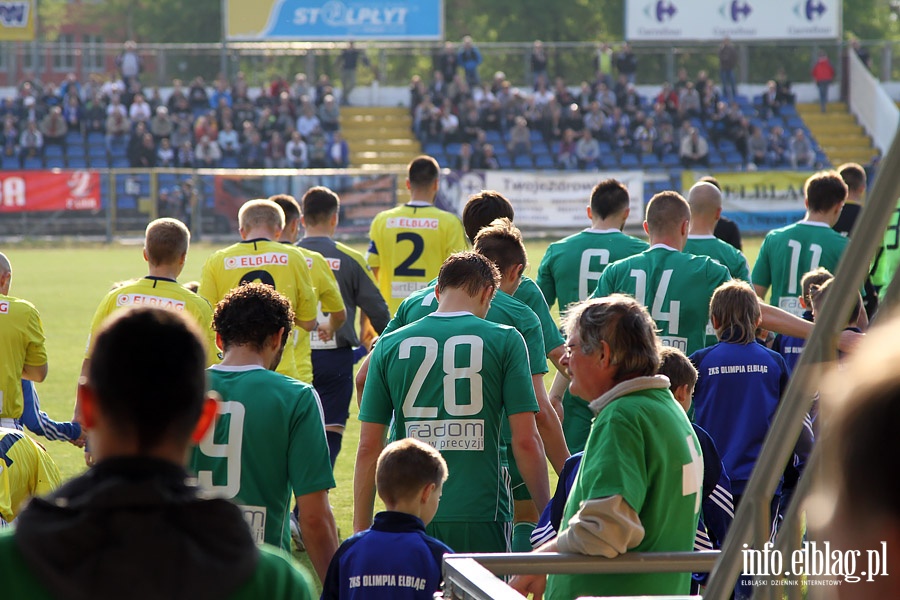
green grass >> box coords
[9,235,763,543]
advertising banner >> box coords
[0,171,101,213]
[682,170,811,232]
[626,0,841,41]
[0,0,35,42]
[437,170,645,228]
[227,0,443,41]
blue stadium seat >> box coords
[45,157,65,169]
[512,154,533,169]
[111,157,130,168]
[534,154,556,169]
[780,104,798,117]
[88,144,107,157]
[485,130,503,144]
[23,157,43,169]
[661,154,681,167]
[619,154,639,168]
[423,142,442,156]
[65,131,83,145]
[445,143,462,156]
[221,156,239,169]
[67,156,87,169]
[44,144,64,157]
[91,156,110,168]
[641,154,660,167]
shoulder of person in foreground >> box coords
[230,544,318,599]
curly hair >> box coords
[213,282,294,351]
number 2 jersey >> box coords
[593,245,731,355]
[359,313,538,523]
[366,202,467,315]
[189,365,335,550]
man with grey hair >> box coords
[511,295,702,599]
[0,252,49,429]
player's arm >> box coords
[758,302,861,353]
[531,374,569,474]
[547,343,566,378]
[22,362,47,383]
[753,283,769,299]
[318,309,347,343]
[354,353,371,407]
[509,411,551,513]
[20,380,83,445]
[296,489,339,582]
[548,370,569,421]
[353,420,387,533]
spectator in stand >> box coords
[427,72,446,106]
[291,73,313,103]
[285,130,308,168]
[767,125,789,167]
[1,116,18,159]
[438,100,460,145]
[209,77,232,109]
[328,131,350,168]
[156,137,176,167]
[239,130,265,168]
[760,80,781,118]
[264,130,286,168]
[811,50,835,113]
[613,124,633,159]
[789,129,816,169]
[256,107,277,139]
[39,106,67,152]
[309,136,329,168]
[593,42,614,86]
[195,135,222,168]
[633,117,658,158]
[748,125,768,169]
[680,128,710,168]
[435,42,459,83]
[188,77,209,112]
[677,119,693,145]
[673,67,691,92]
[458,36,483,86]
[454,141,475,172]
[414,97,438,141]
[718,37,738,100]
[480,143,500,169]
[595,82,616,114]
[458,105,481,142]
[61,95,82,135]
[130,132,157,168]
[105,111,130,153]
[507,116,533,166]
[18,120,43,167]
[149,106,174,142]
[583,101,604,139]
[193,114,217,144]
[531,40,549,87]
[296,103,321,139]
[170,120,192,151]
[129,93,152,127]
[176,140,195,168]
[851,38,871,71]
[58,72,81,102]
[106,95,126,118]
[707,101,729,147]
[616,42,638,84]
[116,40,142,89]
[18,95,42,124]
[774,68,795,106]
[620,83,642,117]
[338,41,372,106]
[678,82,701,120]
[557,128,578,170]
[655,122,676,159]
[576,127,601,169]
[318,95,341,132]
[731,117,751,165]
[657,82,679,117]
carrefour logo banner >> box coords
[626,0,840,41]
[227,0,443,40]
[0,0,35,41]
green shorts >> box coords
[426,520,512,554]
[505,445,532,501]
[562,390,594,454]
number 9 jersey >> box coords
[366,202,467,315]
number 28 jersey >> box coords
[366,203,467,315]
[359,313,538,523]
[593,246,731,355]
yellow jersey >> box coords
[294,246,345,383]
[366,202,467,314]
[0,295,47,419]
[199,239,317,381]
[86,277,218,366]
[0,427,61,523]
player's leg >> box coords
[506,445,539,551]
[311,347,355,467]
[426,521,511,554]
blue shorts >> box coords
[312,347,355,428]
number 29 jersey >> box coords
[593,246,731,355]
[366,203,467,315]
[359,313,538,523]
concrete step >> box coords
[797,102,849,114]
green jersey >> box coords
[384,285,547,376]
[752,221,849,316]
[514,276,565,358]
[190,366,335,551]
[593,246,731,354]
[684,235,751,282]
[545,385,701,599]
[360,313,539,523]
[537,228,649,316]
[871,201,900,290]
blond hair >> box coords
[145,218,190,266]
[238,199,285,233]
[710,280,761,344]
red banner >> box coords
[0,171,101,213]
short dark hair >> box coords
[88,307,207,451]
[658,346,698,391]
[145,218,190,266]
[838,162,866,193]
[268,194,301,224]
[645,191,691,236]
[407,155,440,189]
[213,283,294,351]
[462,190,515,243]
[809,278,862,327]
[698,175,721,190]
[805,170,848,213]
[473,218,527,275]
[436,252,500,299]
[590,179,630,219]
[301,186,340,226]
[376,438,448,506]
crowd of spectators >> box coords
[0,67,352,170]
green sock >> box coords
[511,521,536,552]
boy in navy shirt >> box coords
[772,267,833,372]
[322,439,452,600]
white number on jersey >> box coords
[400,335,485,418]
[682,435,703,514]
[786,240,823,294]
[196,400,245,499]
[630,268,681,334]
[579,249,611,300]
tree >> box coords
[80,0,221,43]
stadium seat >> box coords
[65,131,83,145]
[44,145,64,157]
[91,156,110,168]
[512,154,533,169]
[641,154,660,168]
[67,156,87,169]
[45,157,65,169]
[661,154,681,167]
[23,157,43,169]
[619,154,639,168]
[534,154,556,169]
[111,157,130,168]
[221,156,239,169]
[88,144,107,158]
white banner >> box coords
[438,170,645,228]
[626,0,841,41]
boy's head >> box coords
[657,346,698,412]
[461,190,515,244]
[808,278,862,328]
[800,267,834,310]
[472,218,527,292]
[144,218,190,268]
[376,438,448,524]
[301,186,340,228]
[838,162,866,198]
[238,199,285,238]
[213,283,294,364]
[710,280,761,344]
[589,179,630,221]
[268,194,301,241]
[804,170,848,219]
